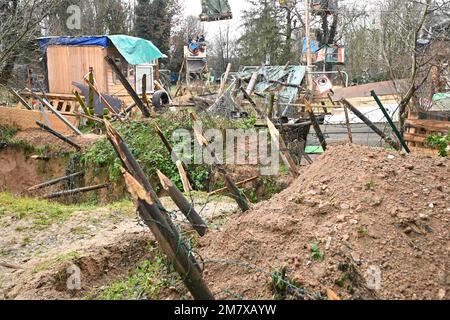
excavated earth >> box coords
[198,144,449,300]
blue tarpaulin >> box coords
[38,35,165,65]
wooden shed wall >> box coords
[47,45,108,94]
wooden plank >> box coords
[405,119,450,132]
[404,132,429,144]
[267,118,299,178]
[47,45,107,94]
[0,106,78,135]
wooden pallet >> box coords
[405,111,450,154]
[17,93,80,115]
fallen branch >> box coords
[208,176,259,196]
[28,171,85,191]
[0,260,23,270]
[43,184,108,200]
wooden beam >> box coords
[219,63,232,95]
[43,184,109,200]
[157,170,207,236]
[176,160,193,193]
[31,92,82,136]
[190,113,250,212]
[405,119,450,132]
[36,121,81,151]
[304,96,328,151]
[208,176,259,196]
[267,118,299,178]
[105,56,151,118]
[8,87,32,110]
[28,171,85,191]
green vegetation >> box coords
[365,180,376,191]
[98,250,181,300]
[428,133,450,157]
[270,267,301,300]
[0,192,132,229]
[311,243,325,262]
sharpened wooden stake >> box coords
[105,56,151,118]
[304,96,327,151]
[267,118,299,178]
[36,121,81,150]
[157,170,207,236]
[190,113,250,212]
[154,124,196,190]
[8,87,32,110]
[176,160,193,193]
[31,92,82,135]
[122,171,214,300]
[219,63,232,95]
[341,99,399,150]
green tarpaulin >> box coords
[200,0,232,21]
[108,35,166,65]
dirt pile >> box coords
[199,144,449,300]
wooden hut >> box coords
[37,35,166,104]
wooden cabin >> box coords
[38,35,166,105]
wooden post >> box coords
[157,170,207,236]
[105,56,151,118]
[88,68,95,117]
[246,71,259,95]
[341,99,400,150]
[8,87,32,110]
[154,124,196,189]
[83,77,120,119]
[304,96,327,151]
[267,118,299,177]
[190,113,250,212]
[219,63,232,95]
[122,171,214,300]
[31,93,82,136]
[36,121,81,150]
[104,120,162,207]
[343,104,353,144]
[240,88,265,118]
[28,171,85,191]
[176,160,193,193]
[371,90,410,153]
[43,184,109,200]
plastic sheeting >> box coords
[237,66,307,117]
[38,35,165,65]
[200,0,232,21]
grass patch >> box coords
[97,249,181,300]
[0,192,134,229]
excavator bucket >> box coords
[199,0,233,22]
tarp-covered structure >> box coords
[38,35,166,65]
[238,66,307,117]
[200,0,233,22]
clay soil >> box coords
[198,144,449,300]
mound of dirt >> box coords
[14,129,101,152]
[199,145,449,300]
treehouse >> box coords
[37,35,166,106]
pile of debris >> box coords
[199,144,449,300]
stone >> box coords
[337,214,347,223]
[317,202,333,215]
[387,155,395,160]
